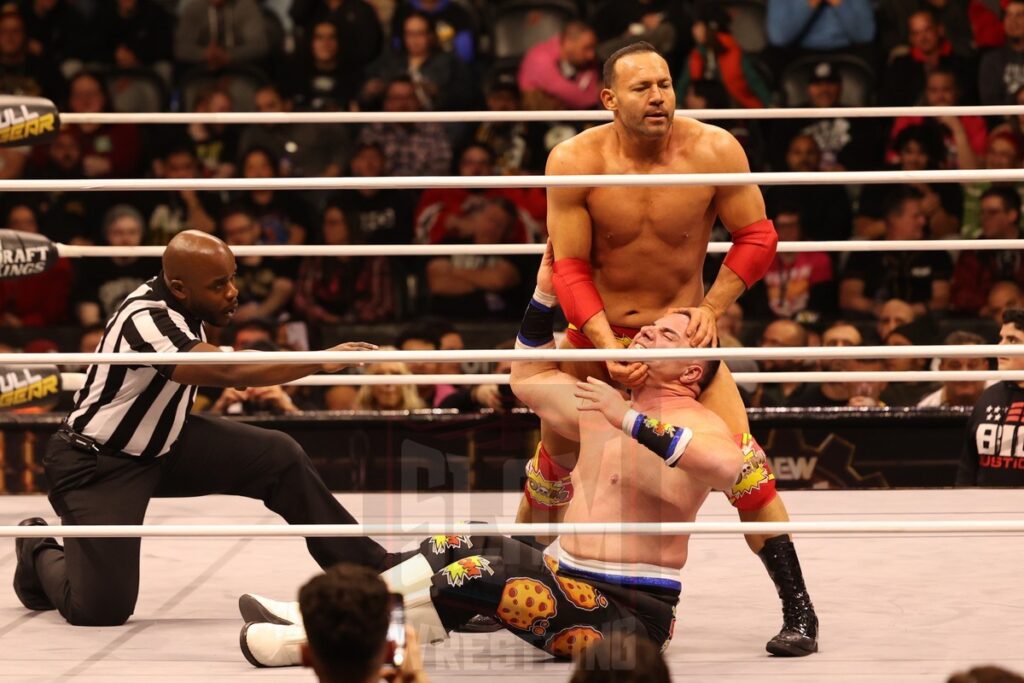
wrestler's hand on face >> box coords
[667,304,719,348]
[575,376,630,427]
[322,342,379,373]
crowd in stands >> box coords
[1,0,1023,413]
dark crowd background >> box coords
[0,0,1020,413]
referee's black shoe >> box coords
[13,518,56,611]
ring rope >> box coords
[54,371,1017,392]
[54,238,1024,259]
[55,104,1024,125]
[2,345,1018,366]
[1,520,1022,539]
[3,168,1024,193]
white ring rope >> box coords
[53,371,1017,393]
[2,345,1018,367]
[1,520,1023,539]
[4,169,1024,193]
[55,104,1024,125]
[54,238,1024,259]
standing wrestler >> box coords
[237,249,748,666]
[517,42,817,655]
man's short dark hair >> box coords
[882,186,925,220]
[299,564,390,683]
[569,632,671,683]
[981,186,1022,217]
[396,320,442,349]
[603,41,659,88]
[1004,307,1024,332]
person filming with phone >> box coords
[296,563,430,683]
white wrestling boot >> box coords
[238,593,303,626]
[239,622,307,668]
[381,554,449,644]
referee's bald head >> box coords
[163,230,239,326]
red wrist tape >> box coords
[722,218,778,289]
[552,257,605,330]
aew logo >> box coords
[0,366,61,410]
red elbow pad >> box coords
[722,218,779,289]
[552,257,605,329]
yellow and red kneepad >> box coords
[524,443,574,510]
[726,433,777,511]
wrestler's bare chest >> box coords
[587,184,715,253]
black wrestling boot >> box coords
[13,518,57,611]
[758,535,818,656]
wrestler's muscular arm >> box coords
[546,140,647,385]
[679,129,776,347]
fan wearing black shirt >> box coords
[957,308,1024,486]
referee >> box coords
[13,231,399,627]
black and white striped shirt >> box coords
[67,276,205,458]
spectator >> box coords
[356,76,452,176]
[961,131,1024,238]
[286,20,361,112]
[768,62,884,172]
[759,204,834,321]
[364,11,476,111]
[18,0,89,70]
[766,0,875,54]
[187,86,239,178]
[62,70,143,178]
[881,318,940,406]
[332,142,415,244]
[918,331,990,408]
[293,202,396,325]
[952,187,1024,315]
[859,124,964,240]
[788,321,862,407]
[876,0,996,58]
[956,308,1024,486]
[467,74,549,175]
[143,143,221,246]
[289,0,382,72]
[992,84,1024,141]
[0,203,72,327]
[877,297,917,342]
[298,563,431,683]
[763,133,852,241]
[984,280,1023,326]
[678,5,772,109]
[414,142,545,245]
[591,0,692,64]
[94,0,174,82]
[518,21,600,111]
[74,204,158,326]
[396,321,455,407]
[390,0,476,63]
[426,197,526,320]
[238,146,313,246]
[684,78,766,170]
[845,358,890,408]
[29,130,101,245]
[886,68,986,170]
[881,9,977,106]
[569,632,671,683]
[839,188,953,318]
[718,301,744,341]
[354,362,428,410]
[0,6,62,98]
[219,203,295,324]
[752,318,809,407]
[209,341,308,414]
[174,0,269,73]
[980,0,1024,104]
[238,84,351,178]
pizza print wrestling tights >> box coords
[414,534,679,659]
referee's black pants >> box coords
[34,414,387,627]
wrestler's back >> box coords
[560,409,710,570]
[568,120,719,328]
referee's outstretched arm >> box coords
[163,230,374,388]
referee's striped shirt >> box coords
[67,275,205,458]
